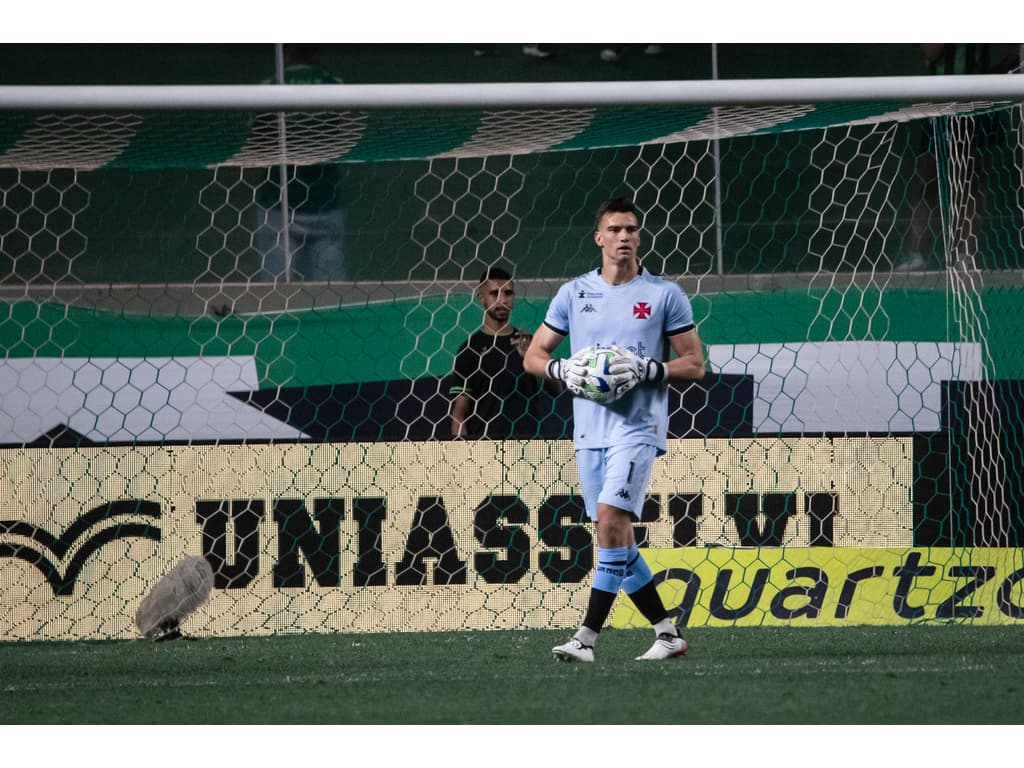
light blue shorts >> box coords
[575,443,658,521]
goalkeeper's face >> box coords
[595,211,641,267]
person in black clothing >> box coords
[448,267,557,439]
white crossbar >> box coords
[0,75,1022,111]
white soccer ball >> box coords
[580,348,626,405]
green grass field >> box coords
[2,625,1021,725]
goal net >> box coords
[1,77,1023,640]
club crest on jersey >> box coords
[633,302,652,319]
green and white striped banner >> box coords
[0,100,1011,169]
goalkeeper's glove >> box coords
[547,346,594,398]
[593,365,639,403]
[608,344,667,384]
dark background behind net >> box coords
[0,44,1018,283]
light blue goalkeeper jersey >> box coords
[544,266,695,454]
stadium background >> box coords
[5,42,991,285]
[1,43,1022,643]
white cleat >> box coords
[552,637,594,663]
[636,632,688,661]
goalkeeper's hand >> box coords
[608,344,667,385]
[547,346,594,398]
[594,364,639,403]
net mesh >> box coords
[1,91,1023,640]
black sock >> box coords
[581,588,618,634]
[626,580,671,627]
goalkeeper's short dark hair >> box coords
[595,196,642,228]
[478,266,514,284]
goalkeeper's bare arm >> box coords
[661,327,706,383]
[522,324,566,380]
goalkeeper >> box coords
[523,196,705,662]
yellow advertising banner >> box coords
[611,547,1024,628]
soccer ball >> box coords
[580,348,626,405]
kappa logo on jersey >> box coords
[633,302,652,319]
[581,304,597,313]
